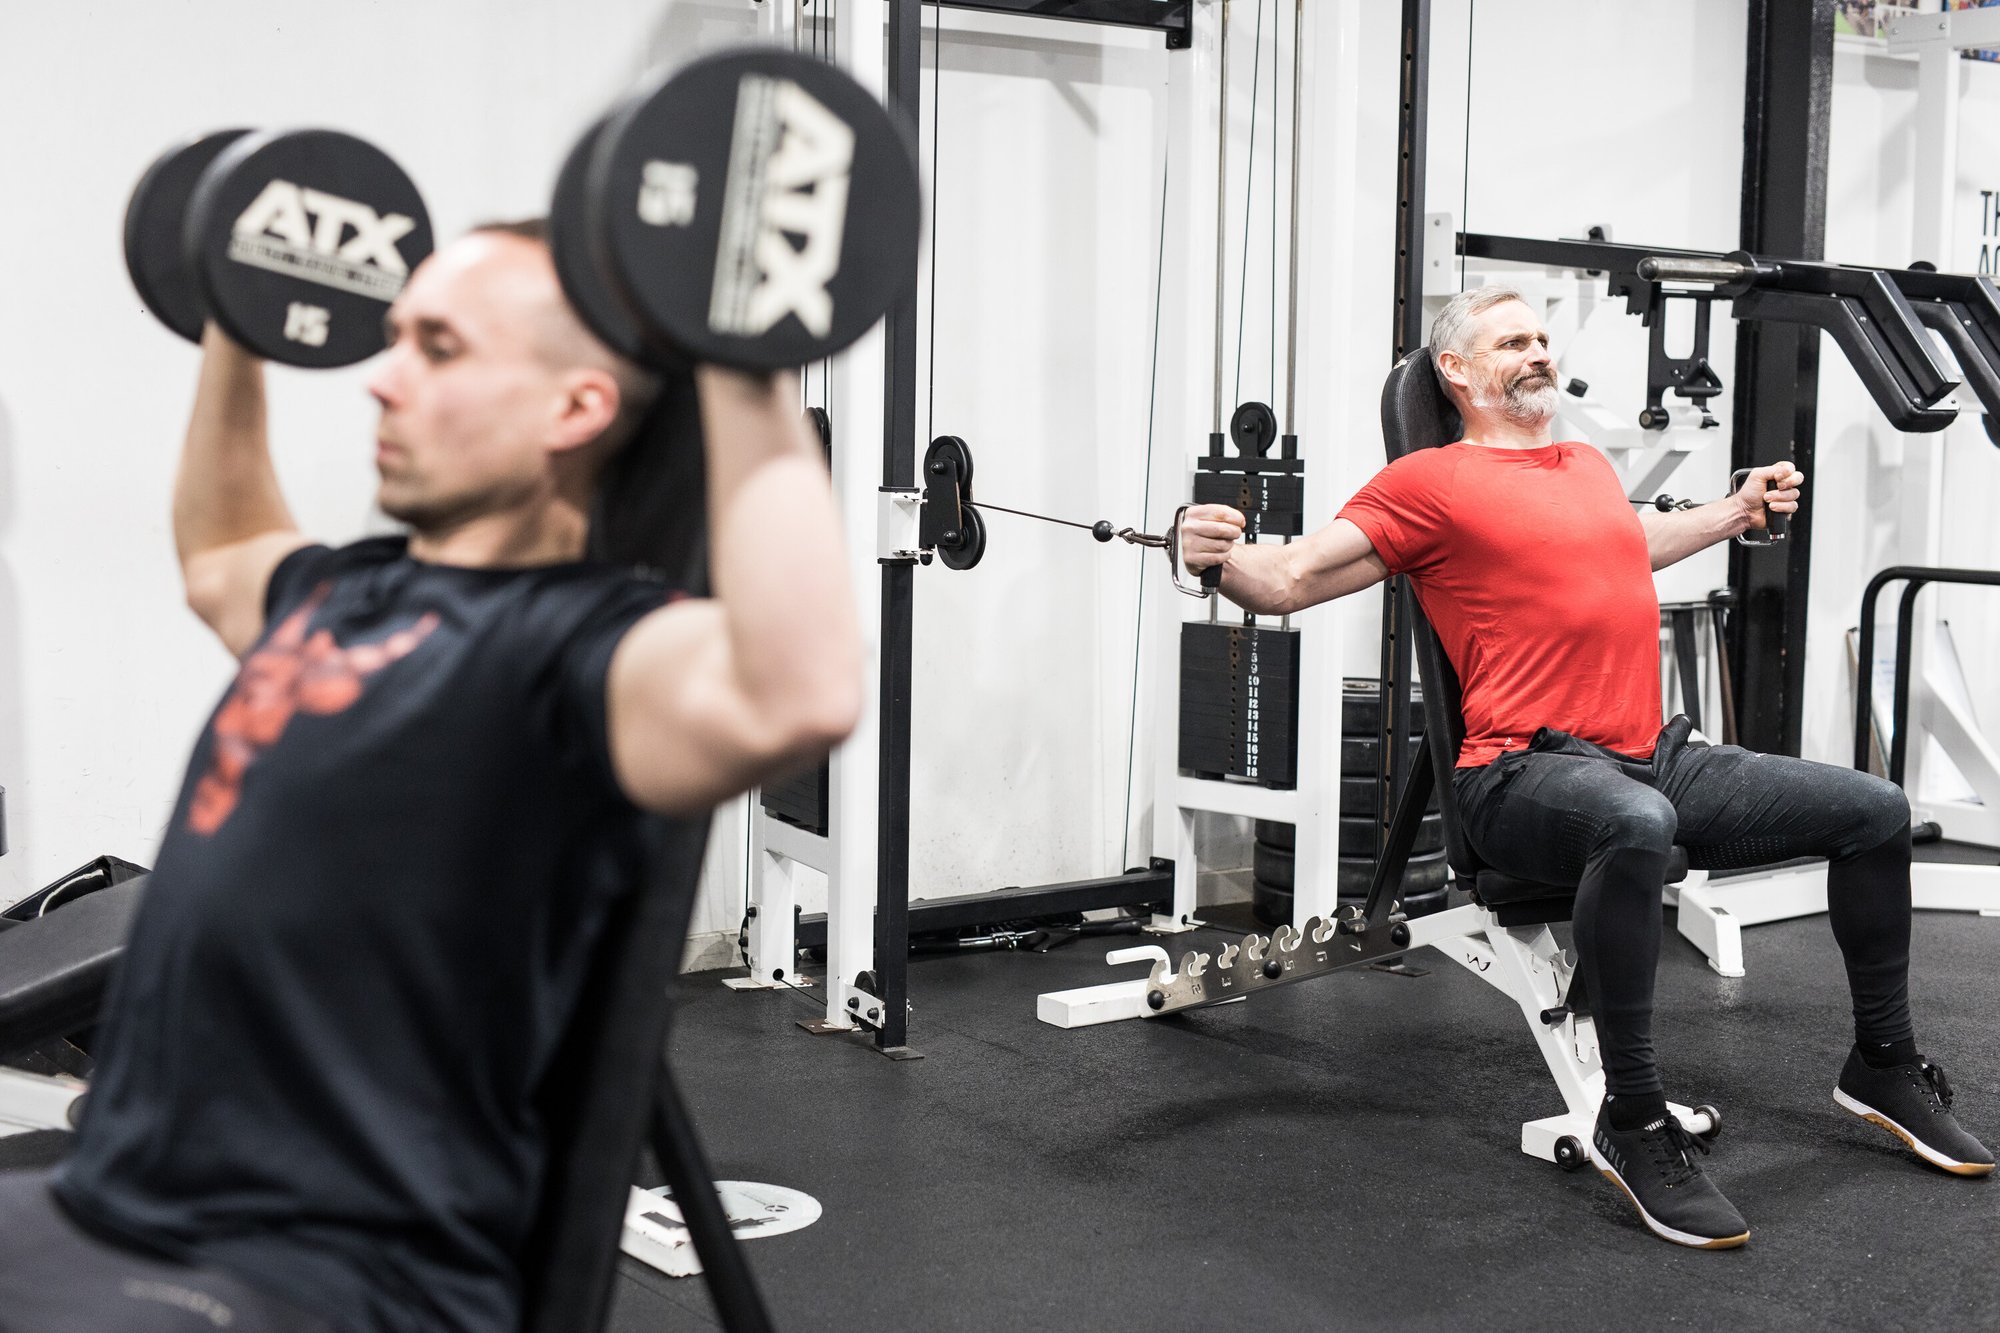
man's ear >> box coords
[551,368,622,455]
[1435,347,1472,393]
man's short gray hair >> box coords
[1429,286,1529,370]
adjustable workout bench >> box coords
[1040,350,1721,1170]
[0,857,147,1138]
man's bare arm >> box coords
[1181,506,1391,615]
[176,325,309,655]
[1643,461,1800,571]
[606,368,864,815]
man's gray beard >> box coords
[1501,378,1560,425]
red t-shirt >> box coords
[1337,441,1661,767]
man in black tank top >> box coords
[0,222,863,1333]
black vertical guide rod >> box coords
[1378,0,1431,852]
[650,1059,776,1333]
[874,0,923,1053]
[1728,0,1834,756]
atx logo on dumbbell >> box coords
[126,127,435,369]
[707,75,854,340]
[229,179,418,302]
[557,46,921,372]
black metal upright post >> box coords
[1393,0,1431,362]
[1729,0,1834,756]
[875,0,923,1054]
[1378,0,1431,847]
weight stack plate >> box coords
[1178,623,1301,788]
[1192,472,1306,538]
[760,761,828,836]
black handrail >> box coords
[1852,565,2000,784]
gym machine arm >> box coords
[1458,231,1968,435]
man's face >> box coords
[366,234,582,533]
[1456,299,1559,425]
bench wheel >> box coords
[1553,1135,1587,1172]
[1691,1102,1722,1145]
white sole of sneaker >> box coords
[1587,1145,1750,1250]
[1833,1086,1996,1177]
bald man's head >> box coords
[467,218,661,451]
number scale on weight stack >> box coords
[1178,623,1301,788]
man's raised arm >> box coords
[1642,461,1801,571]
[1180,505,1391,616]
[606,368,864,816]
[175,324,310,656]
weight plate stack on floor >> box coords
[1251,679,1450,927]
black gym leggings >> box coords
[1453,719,1914,1097]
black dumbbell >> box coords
[549,47,924,373]
[126,128,433,368]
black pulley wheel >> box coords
[1229,400,1278,456]
[938,504,984,571]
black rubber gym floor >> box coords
[619,902,2000,1332]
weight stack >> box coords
[760,763,828,837]
[1251,679,1450,926]
[1178,623,1301,787]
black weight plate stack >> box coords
[1341,732,1423,774]
[1251,677,1453,927]
[1178,624,1301,787]
[125,128,253,343]
[1256,812,1444,857]
[549,108,651,364]
[1190,470,1306,539]
[1251,846,1452,923]
[185,128,433,367]
[585,48,923,371]
[1339,676,1426,737]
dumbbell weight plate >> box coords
[583,47,923,371]
[549,108,651,365]
[124,129,253,343]
[184,129,433,368]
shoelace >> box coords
[1644,1118,1712,1187]
[1920,1061,1956,1113]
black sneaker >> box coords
[1590,1104,1750,1249]
[1834,1049,1995,1177]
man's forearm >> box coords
[1217,541,1300,615]
[173,325,296,564]
[696,367,863,735]
[1644,499,1747,571]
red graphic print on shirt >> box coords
[188,586,440,835]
